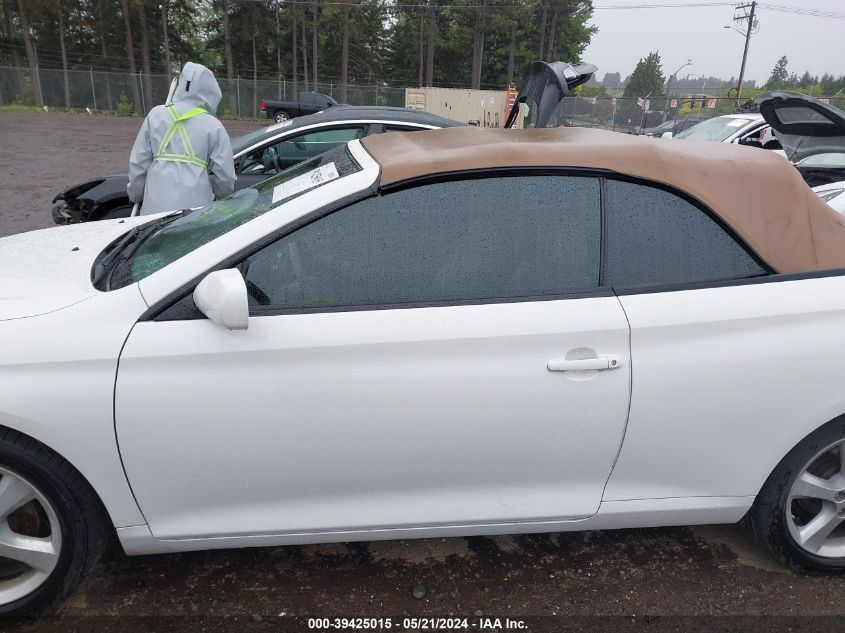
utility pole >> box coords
[733,1,757,108]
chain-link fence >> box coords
[550,94,845,132]
[0,66,406,117]
[3,66,843,127]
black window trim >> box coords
[144,167,789,322]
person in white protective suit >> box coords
[128,62,236,215]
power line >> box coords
[757,3,845,20]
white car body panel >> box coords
[0,215,166,320]
[812,181,845,214]
[605,276,845,500]
[117,495,752,554]
[115,297,631,540]
[0,286,148,527]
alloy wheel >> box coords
[0,466,62,606]
[787,439,845,558]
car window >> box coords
[243,176,601,311]
[604,179,767,288]
[240,127,364,175]
[675,116,754,141]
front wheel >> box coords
[0,429,108,615]
[748,417,845,571]
[274,110,289,123]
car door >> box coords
[235,126,366,188]
[598,178,845,504]
[114,173,632,541]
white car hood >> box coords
[0,216,164,321]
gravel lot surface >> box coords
[1,111,844,631]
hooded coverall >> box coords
[128,62,236,215]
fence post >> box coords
[236,75,241,118]
[90,67,97,110]
[139,72,146,114]
[35,64,43,107]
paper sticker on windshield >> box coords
[727,119,747,127]
[272,162,340,204]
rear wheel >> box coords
[274,110,289,123]
[748,417,845,571]
[0,429,108,615]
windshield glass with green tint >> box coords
[108,146,360,289]
[674,116,753,141]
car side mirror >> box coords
[661,131,673,139]
[193,269,249,331]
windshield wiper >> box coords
[91,213,182,288]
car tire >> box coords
[0,428,109,616]
[274,111,289,123]
[747,416,845,572]
[97,204,133,221]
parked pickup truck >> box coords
[260,91,339,122]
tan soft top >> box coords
[361,127,845,274]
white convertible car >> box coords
[2,127,845,614]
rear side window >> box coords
[604,180,767,288]
[244,176,601,310]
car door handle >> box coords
[547,356,623,372]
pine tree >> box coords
[623,51,665,99]
[766,56,789,89]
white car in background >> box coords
[673,112,781,149]
[755,92,845,214]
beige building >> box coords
[405,87,522,128]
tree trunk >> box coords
[311,4,318,87]
[55,0,70,108]
[471,0,487,90]
[546,9,558,61]
[4,0,22,100]
[119,0,142,112]
[17,0,42,106]
[506,25,516,85]
[425,0,436,87]
[252,4,257,118]
[138,0,153,110]
[417,7,424,88]
[275,0,281,99]
[98,0,113,109]
[222,0,236,114]
[161,0,171,75]
[340,5,349,102]
[292,8,298,99]
[301,16,309,92]
[538,2,547,60]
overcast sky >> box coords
[582,0,845,85]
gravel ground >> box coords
[1,111,845,631]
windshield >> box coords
[231,120,295,155]
[675,116,753,141]
[107,146,360,290]
[797,153,845,168]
